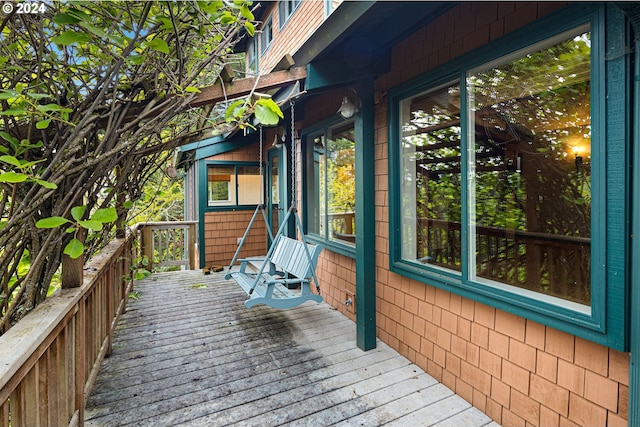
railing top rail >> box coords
[136,221,198,228]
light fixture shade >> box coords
[337,95,359,119]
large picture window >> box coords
[397,28,591,307]
[306,121,356,250]
[389,6,628,349]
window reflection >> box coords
[468,29,591,305]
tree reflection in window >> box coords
[468,28,591,305]
[399,27,592,306]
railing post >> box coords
[62,229,85,289]
[141,225,154,272]
[188,223,196,270]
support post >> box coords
[141,225,154,272]
[61,229,85,289]
[355,77,377,351]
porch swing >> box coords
[225,101,324,309]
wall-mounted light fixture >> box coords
[337,88,361,119]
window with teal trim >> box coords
[260,16,273,55]
[279,0,301,29]
[305,120,356,249]
[207,164,261,207]
[389,7,626,348]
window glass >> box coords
[307,121,356,247]
[237,165,262,205]
[260,17,273,54]
[399,83,462,270]
[395,26,592,307]
[467,29,591,305]
[327,123,356,245]
[208,166,234,206]
[246,39,257,75]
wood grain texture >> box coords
[85,270,498,427]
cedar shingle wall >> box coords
[257,1,326,74]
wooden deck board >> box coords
[85,270,499,427]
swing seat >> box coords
[226,236,323,309]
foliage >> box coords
[0,1,281,334]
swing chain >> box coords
[290,100,296,207]
[258,125,263,206]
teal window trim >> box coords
[388,4,628,350]
[202,160,264,212]
[260,16,273,55]
[302,116,356,259]
[278,0,302,30]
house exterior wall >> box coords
[299,2,630,427]
[257,1,329,74]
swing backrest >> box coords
[271,236,323,280]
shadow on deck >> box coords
[85,270,500,427]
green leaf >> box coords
[25,93,51,100]
[36,103,72,113]
[36,216,69,228]
[71,205,86,222]
[78,220,103,231]
[225,99,245,120]
[79,22,109,39]
[0,131,19,145]
[0,108,27,116]
[51,30,92,46]
[0,90,19,100]
[254,98,284,126]
[185,86,201,93]
[0,171,28,183]
[65,226,77,233]
[123,200,134,209]
[52,12,82,24]
[90,207,117,223]
[36,119,51,129]
[127,55,145,65]
[0,155,22,167]
[244,21,255,37]
[35,179,58,190]
[64,238,84,259]
[146,38,170,55]
[67,8,90,22]
[240,5,254,20]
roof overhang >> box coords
[298,1,454,91]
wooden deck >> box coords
[85,270,500,427]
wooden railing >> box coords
[0,221,197,427]
[137,221,197,272]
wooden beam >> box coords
[190,66,306,108]
[273,53,295,72]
